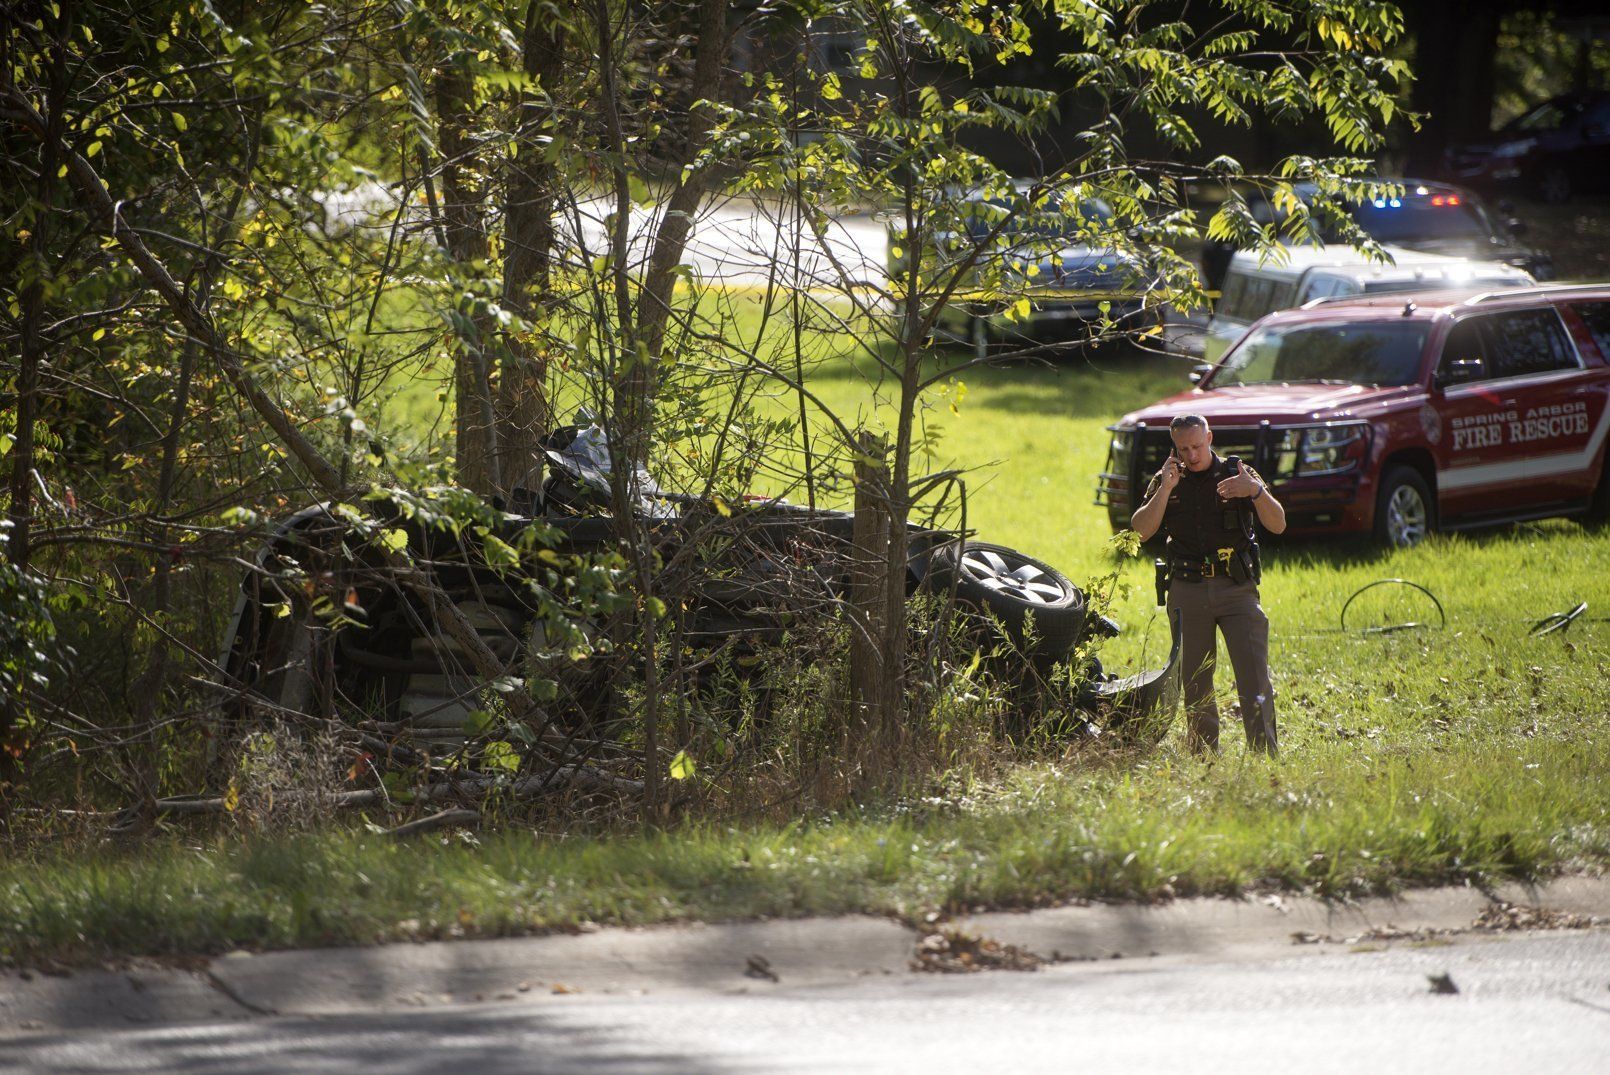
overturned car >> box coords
[219,427,1179,750]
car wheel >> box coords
[926,540,1088,658]
[1537,165,1573,205]
[1373,466,1435,548]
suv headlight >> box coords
[1274,423,1370,478]
[1106,426,1134,468]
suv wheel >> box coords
[1374,466,1434,547]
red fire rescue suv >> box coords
[1096,284,1610,545]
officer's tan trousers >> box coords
[1165,577,1277,754]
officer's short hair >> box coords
[1170,414,1209,435]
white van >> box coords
[1203,245,1536,362]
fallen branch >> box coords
[383,808,481,839]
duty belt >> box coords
[1169,548,1243,580]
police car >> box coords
[1200,178,1552,291]
[1097,284,1610,545]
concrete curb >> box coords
[3,877,1606,1033]
[953,876,1610,963]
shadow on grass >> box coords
[1087,517,1604,596]
[805,341,1197,420]
[1265,516,1602,573]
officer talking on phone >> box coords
[1131,414,1286,755]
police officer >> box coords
[1131,414,1286,755]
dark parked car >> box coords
[1201,178,1551,294]
[1444,92,1610,204]
[888,181,1154,359]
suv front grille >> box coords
[1098,424,1276,523]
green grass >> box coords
[3,718,1606,964]
[5,296,1608,966]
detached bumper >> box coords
[1079,609,1182,729]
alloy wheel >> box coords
[958,547,1074,604]
[1386,483,1428,546]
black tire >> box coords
[926,540,1087,659]
[1373,465,1435,548]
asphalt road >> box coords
[6,928,1608,1074]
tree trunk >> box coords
[495,1,568,493]
[617,0,732,470]
[434,63,501,495]
[850,432,901,794]
[1405,0,1503,175]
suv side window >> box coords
[1438,310,1578,384]
[1573,301,1610,359]
[1438,320,1489,383]
[1221,271,1302,321]
[1297,277,1326,303]
[1483,309,1578,378]
[1240,276,1275,320]
[1219,272,1248,318]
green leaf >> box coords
[668,750,696,781]
[379,528,408,554]
[381,771,415,804]
[482,532,519,568]
[483,741,519,774]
